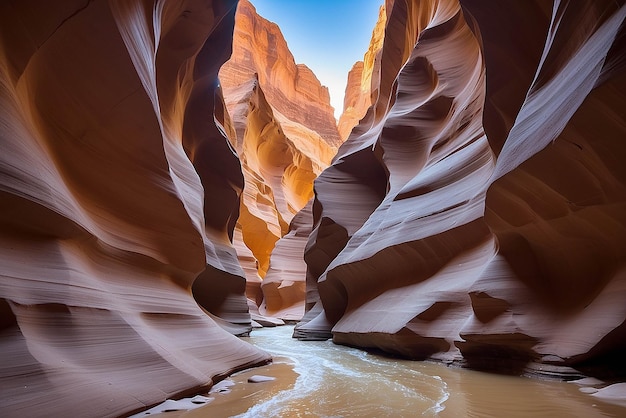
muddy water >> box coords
[177,325,625,417]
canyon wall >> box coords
[337,3,387,141]
[297,0,626,378]
[219,0,338,321]
[0,1,271,416]
[220,0,341,148]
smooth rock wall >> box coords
[0,1,270,416]
[220,0,338,321]
[297,0,626,377]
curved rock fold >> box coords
[0,1,270,416]
[297,0,626,379]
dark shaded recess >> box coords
[303,216,349,324]
[426,97,460,151]
[260,281,305,312]
[321,218,492,324]
[296,146,388,337]
[0,191,83,239]
[456,332,539,375]
[495,229,615,313]
[325,146,389,206]
[0,0,94,80]
[304,218,349,291]
[247,280,264,307]
[316,273,350,325]
[182,1,243,241]
[469,291,510,323]
[460,0,551,155]
[192,264,247,320]
[302,146,388,315]
[0,299,17,331]
[568,318,626,381]
[484,40,626,311]
[486,100,626,311]
[415,301,455,322]
[596,15,626,86]
[527,0,623,92]
[418,7,461,42]
[190,128,244,236]
[393,55,438,106]
[333,328,450,360]
[382,94,454,151]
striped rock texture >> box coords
[297,0,626,378]
[219,0,338,322]
[337,3,387,141]
[0,1,270,416]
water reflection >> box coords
[177,325,625,417]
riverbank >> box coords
[127,355,298,417]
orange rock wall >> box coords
[220,0,338,320]
[260,200,314,321]
[220,0,340,147]
[0,1,269,416]
[337,3,387,140]
[298,0,626,376]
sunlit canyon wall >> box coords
[218,0,339,322]
[0,1,271,416]
[337,3,387,141]
[1,0,625,416]
[297,0,626,378]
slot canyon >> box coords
[1,0,625,416]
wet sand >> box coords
[128,356,298,418]
[184,358,298,417]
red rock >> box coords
[297,0,626,377]
[260,200,314,321]
[219,1,339,322]
[220,0,341,147]
[338,4,387,141]
[0,1,269,416]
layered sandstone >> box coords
[220,0,338,321]
[337,4,387,140]
[260,200,314,321]
[0,1,270,416]
[220,0,341,147]
[297,0,626,378]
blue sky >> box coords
[251,0,383,120]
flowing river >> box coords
[143,325,626,417]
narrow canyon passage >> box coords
[141,325,626,417]
[1,0,625,417]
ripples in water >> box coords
[150,325,626,417]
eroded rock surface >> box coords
[260,200,314,321]
[337,3,387,141]
[0,1,270,416]
[219,0,338,321]
[220,0,341,148]
[297,0,626,378]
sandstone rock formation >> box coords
[220,0,341,148]
[337,3,387,141]
[219,0,338,321]
[297,0,626,378]
[260,200,314,321]
[0,1,271,416]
